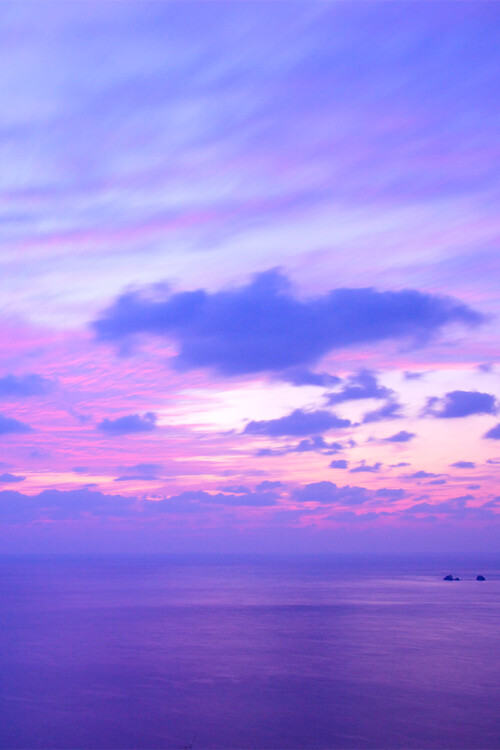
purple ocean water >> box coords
[1,555,499,749]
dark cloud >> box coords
[115,463,164,481]
[428,479,447,485]
[350,461,382,473]
[362,400,402,423]
[0,374,53,398]
[450,461,476,469]
[330,459,349,469]
[0,473,26,483]
[153,488,279,511]
[279,368,341,387]
[404,370,425,380]
[424,390,497,418]
[256,480,282,491]
[293,481,371,506]
[93,269,481,376]
[408,470,441,479]
[385,430,415,443]
[0,414,32,435]
[484,423,500,440]
[467,484,481,490]
[244,408,350,437]
[115,474,159,482]
[290,435,344,453]
[98,412,157,435]
[327,370,392,405]
[0,488,135,523]
[391,461,411,467]
[72,466,89,474]
[403,495,487,519]
[375,488,406,500]
[254,436,345,457]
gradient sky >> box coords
[1,1,500,553]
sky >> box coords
[1,1,500,553]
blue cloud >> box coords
[279,368,341,387]
[115,474,159,482]
[385,430,415,443]
[0,374,53,398]
[0,414,32,435]
[0,488,134,522]
[244,408,350,437]
[330,459,348,469]
[256,480,282,491]
[327,370,392,404]
[0,473,26,483]
[98,412,157,435]
[376,488,406,500]
[424,390,497,418]
[293,481,371,506]
[362,400,402,423]
[450,461,476,469]
[350,461,382,474]
[93,270,481,375]
[409,470,441,479]
[484,423,500,440]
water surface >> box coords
[1,555,498,749]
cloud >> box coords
[93,269,482,376]
[115,474,159,482]
[293,481,371,506]
[114,462,164,481]
[402,495,493,520]
[385,430,415,443]
[330,459,349,469]
[424,390,497,418]
[219,485,251,494]
[484,423,500,440]
[0,374,53,398]
[0,488,135,523]
[244,408,350,437]
[254,436,345,457]
[290,435,343,453]
[279,368,341,387]
[450,461,476,469]
[404,371,425,380]
[0,473,26,483]
[153,488,279,511]
[327,370,392,404]
[408,470,441,479]
[362,400,402,423]
[0,414,32,434]
[98,412,157,435]
[375,488,406,500]
[256,480,282,491]
[350,461,382,473]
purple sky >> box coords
[1,1,500,552]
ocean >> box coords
[0,554,498,749]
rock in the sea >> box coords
[476,575,486,581]
[443,574,454,581]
